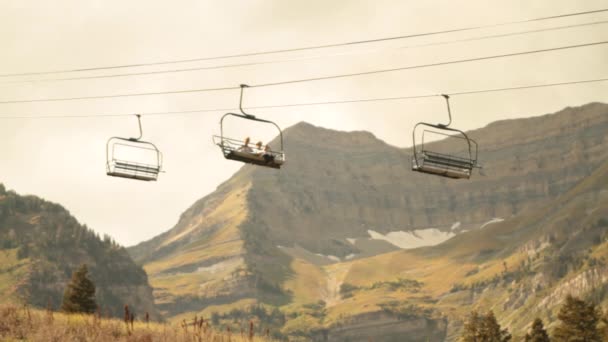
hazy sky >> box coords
[1,0,607,246]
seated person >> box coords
[238,137,253,153]
[262,144,275,164]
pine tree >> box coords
[553,295,601,342]
[61,264,97,314]
[479,311,511,342]
[600,309,608,341]
[461,310,481,342]
[460,310,511,342]
[524,318,550,342]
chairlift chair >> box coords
[213,85,286,169]
[412,95,479,179]
[106,115,163,181]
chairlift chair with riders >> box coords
[106,114,163,181]
[411,95,479,179]
[213,84,286,169]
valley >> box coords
[0,102,606,340]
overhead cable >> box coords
[3,20,606,85]
[0,40,606,104]
[1,8,607,78]
[1,77,606,119]
[251,40,608,88]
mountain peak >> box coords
[281,121,386,150]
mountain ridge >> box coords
[128,102,608,339]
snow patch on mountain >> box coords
[480,218,504,229]
[367,228,455,249]
[315,253,341,262]
[327,255,341,262]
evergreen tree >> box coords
[553,295,601,342]
[479,311,511,342]
[461,310,481,342]
[601,309,608,341]
[524,318,550,342]
[61,264,97,314]
[460,310,511,342]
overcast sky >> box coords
[1,0,607,246]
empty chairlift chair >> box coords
[106,115,163,181]
[213,85,285,169]
[411,95,479,179]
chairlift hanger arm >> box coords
[130,114,143,141]
[238,84,254,118]
[236,84,282,125]
[438,94,452,128]
[219,84,284,150]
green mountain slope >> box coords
[0,184,159,319]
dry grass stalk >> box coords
[45,298,54,324]
[123,304,131,335]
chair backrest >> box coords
[106,137,162,179]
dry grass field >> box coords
[0,304,273,342]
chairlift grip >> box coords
[217,83,284,151]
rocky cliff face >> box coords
[0,184,159,319]
[129,102,608,339]
[246,102,608,258]
[327,311,447,342]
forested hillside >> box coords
[0,184,159,319]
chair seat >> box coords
[214,136,285,169]
[422,151,473,169]
[107,171,158,181]
[412,151,473,179]
[107,160,160,181]
[114,161,160,174]
[227,150,284,169]
[412,163,470,179]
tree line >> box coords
[57,263,608,341]
[461,294,608,341]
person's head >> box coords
[244,137,250,145]
[264,144,271,152]
[256,141,263,149]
